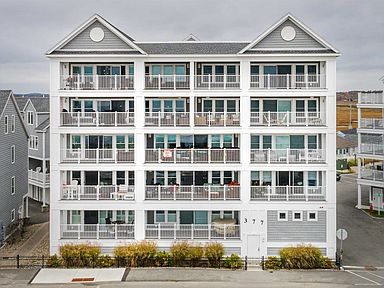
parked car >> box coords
[336,173,341,181]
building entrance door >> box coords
[247,235,260,259]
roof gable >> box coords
[47,14,146,55]
[239,13,339,54]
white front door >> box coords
[247,235,260,259]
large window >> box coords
[27,111,34,125]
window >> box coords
[71,210,81,224]
[11,176,15,195]
[308,136,317,149]
[27,111,34,125]
[223,135,233,148]
[71,171,81,185]
[223,171,233,184]
[250,65,259,75]
[4,115,8,134]
[11,209,16,222]
[307,211,318,221]
[116,210,126,223]
[128,171,135,186]
[167,135,176,149]
[11,145,15,164]
[155,211,165,223]
[155,171,164,185]
[29,135,39,150]
[278,211,288,221]
[263,136,272,149]
[251,135,260,149]
[293,211,303,221]
[211,211,221,222]
[211,135,221,148]
[116,135,125,149]
[168,171,176,185]
[168,211,177,222]
[11,115,15,133]
[308,171,317,186]
[155,134,164,149]
[71,135,81,149]
[117,171,125,185]
[212,171,221,185]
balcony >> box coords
[250,112,325,126]
[145,185,240,200]
[61,148,134,163]
[145,75,190,90]
[360,143,384,156]
[250,186,326,201]
[61,185,134,200]
[28,170,50,187]
[60,224,134,239]
[361,168,384,182]
[61,112,134,127]
[195,75,240,90]
[250,149,325,164]
[145,223,240,240]
[250,74,326,90]
[144,112,189,127]
[359,92,384,105]
[359,118,384,130]
[60,75,134,90]
[194,112,240,126]
[145,148,240,164]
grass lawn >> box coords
[363,209,384,218]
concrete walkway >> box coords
[17,221,49,256]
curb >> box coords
[360,209,384,220]
[343,265,384,271]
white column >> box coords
[135,210,145,240]
[189,61,195,126]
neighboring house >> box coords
[336,130,358,170]
[357,90,384,211]
[47,13,339,258]
[15,95,50,207]
[0,90,29,242]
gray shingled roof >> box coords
[136,42,249,55]
[14,96,50,112]
[0,90,12,115]
[243,49,336,54]
[49,50,142,55]
[35,117,50,131]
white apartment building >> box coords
[357,90,384,211]
[47,13,339,258]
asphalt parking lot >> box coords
[337,173,384,267]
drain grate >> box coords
[71,278,95,282]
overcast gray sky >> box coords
[0,0,383,93]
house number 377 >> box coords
[243,218,264,225]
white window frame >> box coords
[27,111,34,125]
[11,209,15,222]
[307,211,318,222]
[11,176,15,195]
[292,211,303,221]
[277,210,288,221]
[11,145,15,164]
[11,115,15,133]
[29,135,39,150]
[4,115,8,134]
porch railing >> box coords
[250,149,325,164]
[60,75,134,90]
[61,148,134,163]
[359,92,384,105]
[60,112,134,127]
[250,111,325,126]
[145,223,240,240]
[360,168,384,182]
[145,185,240,200]
[359,118,384,130]
[144,112,190,127]
[194,112,240,126]
[60,224,134,239]
[250,74,326,89]
[360,143,384,156]
[61,185,135,200]
[250,186,326,201]
[195,75,240,90]
[145,148,240,163]
[145,75,190,90]
[28,170,50,185]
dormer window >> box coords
[27,111,34,125]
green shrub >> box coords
[224,254,242,270]
[188,245,204,267]
[154,251,173,267]
[97,255,114,268]
[347,158,357,168]
[204,242,224,268]
[170,242,191,266]
[114,241,157,267]
[264,256,283,270]
[59,243,100,267]
[47,254,62,268]
[279,245,330,269]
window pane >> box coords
[168,211,177,222]
[308,65,317,74]
[155,134,164,148]
[203,66,212,75]
[211,211,221,222]
[215,100,224,112]
[156,211,165,222]
[163,65,173,75]
[263,136,272,149]
[251,135,260,149]
[251,100,259,112]
[223,135,233,148]
[226,65,236,75]
[215,66,224,75]
[227,100,236,112]
[296,65,305,74]
[176,100,185,112]
[308,100,317,112]
[164,100,173,112]
[296,100,305,112]
[308,136,317,149]
[175,65,185,75]
[203,100,212,112]
[290,135,305,149]
[116,135,125,149]
[151,65,161,75]
[308,171,317,186]
[211,135,221,148]
[264,66,277,75]
[195,211,208,224]
[72,100,81,112]
[152,100,161,112]
[251,65,259,75]
[84,66,93,75]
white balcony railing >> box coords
[61,185,134,200]
[145,223,240,240]
[359,118,384,130]
[360,168,384,182]
[145,148,240,163]
[145,185,240,200]
[61,148,134,163]
[360,143,384,156]
[60,112,134,127]
[60,75,134,90]
[250,74,326,89]
[250,186,326,201]
[145,75,190,90]
[250,149,325,164]
[61,224,134,239]
[194,112,240,126]
[144,112,189,127]
[250,111,325,126]
[359,92,384,105]
[195,75,240,90]
[28,170,50,185]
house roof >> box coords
[0,90,12,116]
[35,117,50,132]
[337,135,356,149]
[15,95,50,113]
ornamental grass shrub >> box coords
[224,254,243,270]
[279,245,333,269]
[204,242,224,268]
[114,241,157,267]
[188,245,204,267]
[59,243,100,267]
[170,242,191,266]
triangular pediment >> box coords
[47,14,146,54]
[239,14,339,54]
